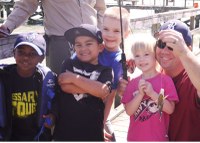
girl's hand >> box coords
[143,81,155,98]
[138,79,146,96]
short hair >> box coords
[103,6,130,32]
[131,33,156,58]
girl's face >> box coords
[102,17,127,52]
[74,36,103,65]
[134,49,157,74]
[14,45,43,77]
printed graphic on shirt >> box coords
[134,97,159,122]
[73,66,100,101]
[12,90,38,118]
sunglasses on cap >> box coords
[157,40,173,51]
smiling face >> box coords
[101,17,123,52]
[131,34,158,77]
[14,45,43,77]
[74,36,103,65]
[155,46,183,77]
[101,7,130,52]
[134,48,157,74]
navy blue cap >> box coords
[64,24,103,44]
[160,19,192,46]
[14,32,46,56]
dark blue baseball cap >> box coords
[64,24,103,44]
[14,32,46,56]
[160,19,192,46]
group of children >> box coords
[0,6,179,141]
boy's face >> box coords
[102,17,128,51]
[14,45,44,76]
[74,36,103,65]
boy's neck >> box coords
[79,58,98,66]
[17,67,35,78]
[105,46,120,52]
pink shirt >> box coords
[121,73,179,141]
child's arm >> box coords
[103,90,116,141]
[59,82,86,94]
[117,77,129,96]
[124,79,146,116]
[58,70,110,99]
[59,72,89,93]
[161,98,175,114]
[103,90,116,124]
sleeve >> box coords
[98,67,113,86]
[94,0,107,29]
[163,75,179,103]
[4,0,39,32]
[50,78,60,121]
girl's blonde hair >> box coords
[103,6,130,32]
[131,33,157,58]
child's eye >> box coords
[114,30,120,33]
[86,43,93,46]
[75,44,81,48]
[145,53,149,56]
[103,28,108,31]
[15,50,38,58]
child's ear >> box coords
[188,45,192,51]
[39,55,45,63]
[124,29,130,39]
[98,43,105,52]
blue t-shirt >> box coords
[98,48,123,89]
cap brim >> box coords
[14,42,43,56]
[64,27,95,44]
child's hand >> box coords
[117,77,129,97]
[43,114,55,129]
[126,59,135,74]
[138,79,146,96]
[143,81,155,98]
[104,130,113,142]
